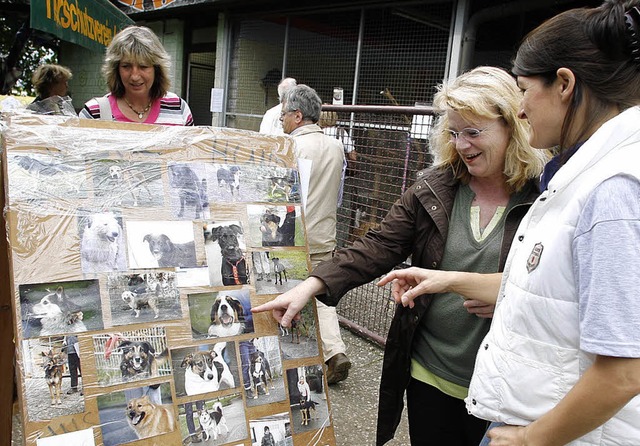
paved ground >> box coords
[328,327,410,445]
[12,327,409,445]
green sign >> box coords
[31,0,134,52]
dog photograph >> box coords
[204,164,301,204]
[97,382,176,446]
[19,280,103,339]
[240,336,286,408]
[107,271,182,326]
[278,302,319,361]
[178,394,247,445]
[78,211,127,273]
[21,337,85,422]
[126,220,199,269]
[91,160,163,208]
[286,365,329,434]
[168,162,210,219]
[188,289,254,340]
[7,152,87,202]
[252,250,308,295]
[246,205,304,248]
[92,328,171,387]
[172,341,240,398]
[203,221,249,287]
[249,412,292,446]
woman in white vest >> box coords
[378,1,640,445]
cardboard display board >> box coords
[2,114,336,446]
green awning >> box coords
[30,0,134,53]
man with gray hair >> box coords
[280,84,351,384]
[259,77,297,135]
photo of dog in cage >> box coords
[92,328,171,388]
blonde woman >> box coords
[254,66,548,445]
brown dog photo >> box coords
[97,383,176,446]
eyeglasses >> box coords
[280,109,298,118]
[447,127,488,142]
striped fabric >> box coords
[79,92,194,126]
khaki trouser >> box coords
[310,251,347,362]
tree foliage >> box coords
[1,14,57,96]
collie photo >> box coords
[126,220,199,269]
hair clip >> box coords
[624,6,640,65]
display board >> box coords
[2,114,336,446]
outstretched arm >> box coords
[377,267,502,308]
[251,277,327,327]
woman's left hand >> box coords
[487,424,527,445]
[463,300,495,318]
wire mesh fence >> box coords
[323,104,436,345]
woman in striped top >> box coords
[79,25,193,127]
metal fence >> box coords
[322,104,437,346]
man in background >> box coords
[259,77,297,135]
[280,84,351,384]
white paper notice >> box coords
[37,428,95,446]
[210,88,224,112]
[296,158,312,213]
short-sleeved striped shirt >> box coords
[79,92,194,126]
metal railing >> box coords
[321,104,437,346]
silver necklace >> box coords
[123,98,152,120]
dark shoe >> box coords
[245,387,256,399]
[326,353,351,385]
[66,388,77,394]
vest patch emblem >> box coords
[526,243,544,273]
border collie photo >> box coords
[240,336,286,408]
[172,341,239,398]
[97,382,176,446]
[246,205,304,248]
[92,328,171,387]
[203,221,249,287]
[188,288,254,340]
[178,394,247,445]
[286,364,329,434]
[21,336,85,422]
[78,211,127,273]
[19,280,103,339]
[91,160,163,208]
[107,271,182,326]
[126,220,199,269]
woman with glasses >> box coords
[382,1,640,445]
[253,66,548,445]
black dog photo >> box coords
[203,221,249,286]
[126,220,199,269]
[286,364,329,434]
[168,162,210,220]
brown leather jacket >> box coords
[312,166,540,445]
